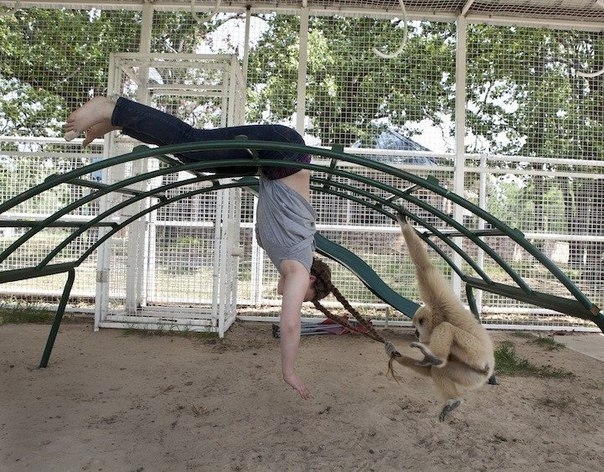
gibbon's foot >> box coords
[410,341,445,367]
[439,399,462,422]
[64,96,115,142]
[384,341,401,358]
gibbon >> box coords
[386,213,495,422]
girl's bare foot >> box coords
[82,122,121,147]
[64,96,116,142]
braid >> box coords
[328,284,371,331]
[309,257,331,301]
[312,300,361,333]
[310,256,385,343]
[314,279,384,342]
[327,283,385,343]
[311,257,401,363]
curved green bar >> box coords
[1,139,602,368]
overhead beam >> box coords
[1,1,602,30]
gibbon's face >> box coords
[412,306,434,342]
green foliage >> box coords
[495,340,574,378]
[1,9,143,109]
[465,25,603,158]
[248,17,602,161]
[0,76,65,136]
[509,331,567,351]
[176,236,204,248]
[486,174,568,233]
[529,335,566,351]
[248,17,455,145]
[1,7,603,265]
[0,301,55,324]
[122,325,220,341]
[486,177,532,230]
[0,7,207,137]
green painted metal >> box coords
[0,262,76,284]
[2,140,601,317]
[39,268,75,368]
[464,276,604,331]
[314,233,420,317]
[2,139,603,368]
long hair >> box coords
[309,257,332,301]
[310,257,377,336]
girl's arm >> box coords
[278,259,311,399]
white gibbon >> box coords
[386,213,495,422]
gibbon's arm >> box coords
[396,214,465,314]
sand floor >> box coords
[1,321,603,472]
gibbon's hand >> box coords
[411,341,445,367]
[384,341,401,358]
[395,210,409,226]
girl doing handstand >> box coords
[66,96,337,399]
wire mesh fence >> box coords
[0,3,602,331]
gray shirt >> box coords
[255,176,317,274]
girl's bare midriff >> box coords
[279,169,311,202]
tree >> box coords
[0,7,216,137]
[247,16,455,146]
[248,16,603,272]
[465,25,603,264]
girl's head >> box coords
[310,257,332,301]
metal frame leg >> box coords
[39,269,76,368]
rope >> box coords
[372,0,408,59]
[313,301,402,360]
[577,66,604,78]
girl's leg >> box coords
[66,97,306,176]
[82,122,121,147]
[112,98,258,175]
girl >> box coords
[65,96,333,399]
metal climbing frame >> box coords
[0,139,603,367]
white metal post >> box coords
[452,15,468,297]
[213,189,226,330]
[136,2,155,310]
[476,154,487,311]
[140,3,158,306]
[94,53,122,330]
[242,6,251,86]
[227,187,242,329]
[250,196,264,306]
[296,7,310,133]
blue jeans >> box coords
[112,97,310,178]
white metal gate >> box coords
[94,53,246,336]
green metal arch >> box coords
[0,152,530,296]
[1,140,603,338]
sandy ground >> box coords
[1,320,603,472]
